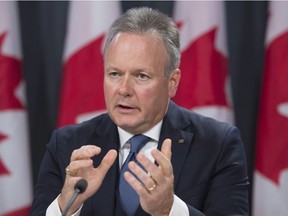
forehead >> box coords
[105,32,168,66]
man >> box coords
[31,7,249,216]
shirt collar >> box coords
[117,120,163,148]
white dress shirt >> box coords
[46,120,188,215]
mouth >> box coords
[117,104,134,109]
[116,104,138,113]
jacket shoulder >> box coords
[168,101,234,134]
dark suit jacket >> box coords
[30,101,249,216]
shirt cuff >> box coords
[46,194,82,216]
[169,194,189,216]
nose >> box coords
[118,75,132,97]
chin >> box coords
[118,123,141,133]
[118,122,135,129]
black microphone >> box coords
[62,179,88,216]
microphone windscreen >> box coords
[74,179,88,193]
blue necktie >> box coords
[119,134,150,216]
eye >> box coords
[109,71,121,78]
[137,73,150,81]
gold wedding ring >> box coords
[146,174,157,192]
[65,165,73,176]
[147,184,156,192]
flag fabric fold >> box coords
[173,1,233,123]
[253,2,288,215]
[0,2,33,215]
[58,1,121,127]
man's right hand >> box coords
[58,145,117,215]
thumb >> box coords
[97,149,117,180]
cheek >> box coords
[138,85,158,98]
[104,80,115,94]
[139,85,168,105]
[104,82,115,103]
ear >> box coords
[168,69,181,98]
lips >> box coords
[116,104,138,112]
[118,104,133,109]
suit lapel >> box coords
[159,101,194,189]
[86,115,121,215]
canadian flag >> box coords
[58,1,121,127]
[253,1,288,215]
[0,2,33,216]
[173,1,233,123]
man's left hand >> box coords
[124,138,174,216]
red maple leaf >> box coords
[173,27,228,109]
[2,205,31,216]
[256,31,288,185]
[0,133,10,175]
[0,31,23,176]
[0,32,23,110]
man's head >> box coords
[103,7,181,134]
[104,7,180,76]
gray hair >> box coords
[103,7,180,76]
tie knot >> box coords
[130,134,150,153]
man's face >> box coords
[104,32,180,134]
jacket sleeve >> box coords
[30,131,69,216]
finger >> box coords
[128,161,156,190]
[161,139,172,160]
[151,148,173,177]
[124,171,150,199]
[71,145,101,161]
[96,149,117,180]
[135,153,161,182]
[68,159,94,176]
